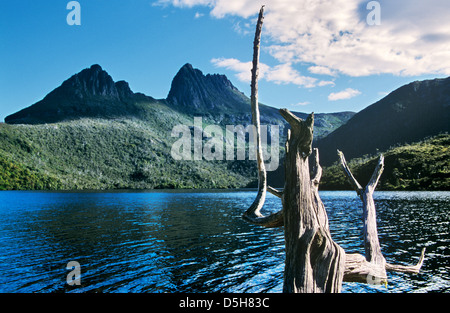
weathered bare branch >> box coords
[243,5,265,220]
[279,108,302,130]
[386,247,426,274]
[361,159,385,265]
[311,148,322,189]
[343,253,388,284]
[267,185,283,198]
[243,210,284,228]
[310,148,330,230]
[366,154,384,194]
[361,192,385,266]
[338,151,384,262]
[337,150,363,198]
[344,247,426,283]
[242,5,283,228]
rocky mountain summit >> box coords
[167,63,249,114]
[5,64,154,124]
[5,64,354,140]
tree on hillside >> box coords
[241,6,425,293]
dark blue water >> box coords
[0,190,448,293]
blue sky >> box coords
[1,0,449,122]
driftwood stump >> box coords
[242,6,425,293]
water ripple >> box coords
[0,190,448,293]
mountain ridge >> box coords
[5,64,160,124]
[5,63,354,140]
[315,76,450,166]
[1,64,449,191]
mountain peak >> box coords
[166,63,247,114]
[5,64,146,124]
[115,80,134,100]
[61,64,119,98]
[180,63,194,71]
[90,64,103,71]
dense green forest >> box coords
[1,116,448,191]
[320,133,450,191]
[0,118,258,191]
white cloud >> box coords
[265,63,317,87]
[292,101,310,106]
[160,0,450,77]
[210,57,254,83]
[233,21,252,36]
[318,80,336,87]
[328,88,361,101]
[154,0,212,8]
[211,57,316,87]
[308,66,337,77]
[194,12,204,18]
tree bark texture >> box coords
[281,112,345,293]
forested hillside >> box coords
[320,134,450,191]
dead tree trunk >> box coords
[241,6,425,293]
[338,151,388,283]
[280,113,346,292]
[243,6,345,293]
[338,151,426,284]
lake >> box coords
[0,190,448,293]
